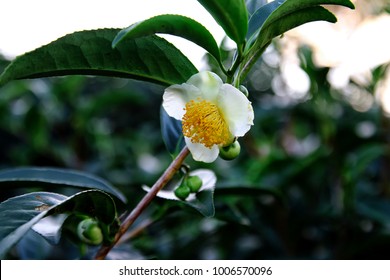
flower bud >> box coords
[219,140,241,160]
[186,175,203,193]
[174,183,191,200]
[77,218,103,245]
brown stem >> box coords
[94,146,190,259]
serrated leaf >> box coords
[160,106,185,156]
[0,167,126,203]
[0,192,66,258]
[240,7,338,81]
[113,14,221,63]
[0,29,198,87]
[247,0,286,41]
[260,0,354,33]
[239,0,355,80]
[0,189,118,258]
[197,0,248,45]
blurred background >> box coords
[1,0,390,259]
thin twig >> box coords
[95,146,190,260]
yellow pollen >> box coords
[182,98,230,148]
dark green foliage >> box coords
[197,0,248,45]
[1,0,379,260]
[0,29,198,87]
[239,0,355,81]
[0,190,118,258]
[113,14,221,64]
[1,37,390,258]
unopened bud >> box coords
[187,175,202,193]
[219,140,241,160]
[174,183,191,200]
[77,218,103,245]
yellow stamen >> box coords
[182,98,230,148]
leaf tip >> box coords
[346,1,356,10]
[111,34,121,49]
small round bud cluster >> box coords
[174,175,203,200]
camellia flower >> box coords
[163,71,254,162]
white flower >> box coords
[163,71,254,162]
[142,169,216,202]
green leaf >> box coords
[0,167,126,203]
[29,214,68,245]
[0,190,118,258]
[240,7,337,81]
[245,0,269,16]
[0,29,198,87]
[197,0,248,45]
[239,0,355,81]
[247,0,286,40]
[183,189,215,218]
[0,192,66,258]
[16,229,57,259]
[160,106,185,156]
[113,14,221,63]
[257,0,354,40]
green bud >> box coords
[77,218,103,245]
[219,141,241,160]
[174,183,191,200]
[187,175,203,193]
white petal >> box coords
[217,84,254,137]
[142,185,179,201]
[163,83,201,120]
[187,71,222,102]
[190,169,217,191]
[142,169,217,202]
[184,169,217,201]
[185,137,219,163]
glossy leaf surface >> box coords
[197,0,248,45]
[113,14,221,63]
[240,0,354,81]
[0,167,126,203]
[0,29,198,87]
[160,106,185,156]
[0,190,118,258]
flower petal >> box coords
[190,169,217,191]
[142,185,179,200]
[142,169,217,202]
[187,71,222,102]
[217,84,254,137]
[185,137,219,163]
[163,83,201,120]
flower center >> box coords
[182,98,230,148]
